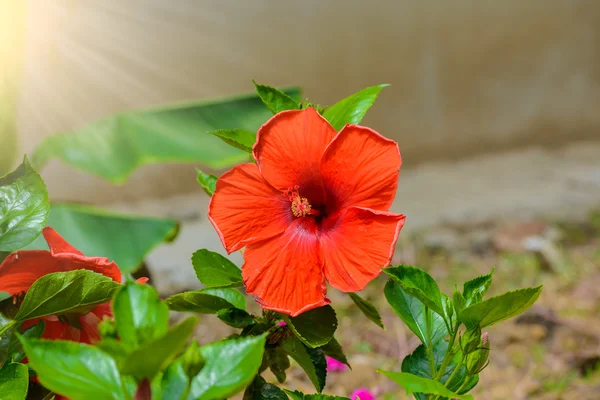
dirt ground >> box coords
[187,208,600,400]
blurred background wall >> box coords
[7,0,600,203]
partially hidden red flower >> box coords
[209,108,405,316]
[0,226,144,343]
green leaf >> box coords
[191,249,243,288]
[348,292,384,329]
[283,390,350,400]
[0,362,29,400]
[459,286,543,329]
[305,347,327,392]
[31,89,301,184]
[210,129,256,153]
[196,169,217,196]
[24,203,179,273]
[166,288,245,314]
[216,308,255,328]
[96,338,131,367]
[113,282,169,347]
[8,320,45,362]
[401,341,478,396]
[187,333,267,400]
[244,376,288,400]
[121,316,198,380]
[384,280,447,346]
[161,359,189,400]
[377,371,473,400]
[253,81,300,114]
[14,270,120,322]
[265,347,290,383]
[453,288,467,315]
[20,337,125,400]
[384,265,444,316]
[322,84,388,131]
[281,337,326,392]
[462,269,494,306]
[283,305,337,348]
[0,156,49,251]
[320,337,350,368]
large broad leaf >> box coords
[384,280,447,346]
[459,286,543,329]
[253,81,300,114]
[401,341,478,398]
[192,249,243,288]
[161,359,190,400]
[384,266,445,317]
[166,288,245,314]
[283,305,337,348]
[14,270,120,322]
[7,320,45,362]
[0,156,49,251]
[25,203,179,274]
[113,282,169,347]
[281,337,326,393]
[377,371,473,400]
[283,390,350,400]
[348,292,384,329]
[0,362,29,400]
[120,316,198,380]
[244,376,288,400]
[31,89,301,184]
[20,337,126,400]
[322,84,388,131]
[187,333,267,400]
[462,269,494,307]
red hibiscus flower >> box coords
[208,108,405,316]
[0,226,143,343]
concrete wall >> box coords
[15,0,600,203]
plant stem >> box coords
[454,376,471,394]
[0,319,17,337]
[433,324,459,381]
[444,354,466,388]
[424,307,437,377]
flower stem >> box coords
[433,325,459,381]
[424,307,437,378]
[443,353,466,389]
[0,319,17,338]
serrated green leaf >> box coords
[191,249,242,288]
[166,288,245,314]
[384,265,444,317]
[378,371,473,400]
[121,316,198,380]
[14,270,119,322]
[20,337,125,400]
[187,333,267,400]
[348,292,384,329]
[210,129,256,153]
[283,305,337,348]
[0,362,29,400]
[322,84,388,131]
[216,308,255,328]
[31,89,301,184]
[281,337,326,392]
[462,269,494,306]
[113,281,169,347]
[253,81,300,114]
[320,337,350,368]
[459,286,543,329]
[196,169,217,196]
[0,156,49,251]
[384,280,447,346]
[24,203,179,273]
[7,320,44,362]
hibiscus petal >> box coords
[242,218,329,316]
[321,207,406,292]
[43,226,84,255]
[253,108,337,204]
[321,125,401,211]
[208,163,292,253]
[79,311,103,344]
[41,319,81,342]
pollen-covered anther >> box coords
[287,186,313,217]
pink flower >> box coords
[351,388,375,400]
[326,356,347,372]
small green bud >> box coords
[460,327,482,354]
[181,340,205,377]
[444,296,454,320]
[466,332,490,375]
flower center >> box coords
[285,186,320,218]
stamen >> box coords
[287,186,317,217]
